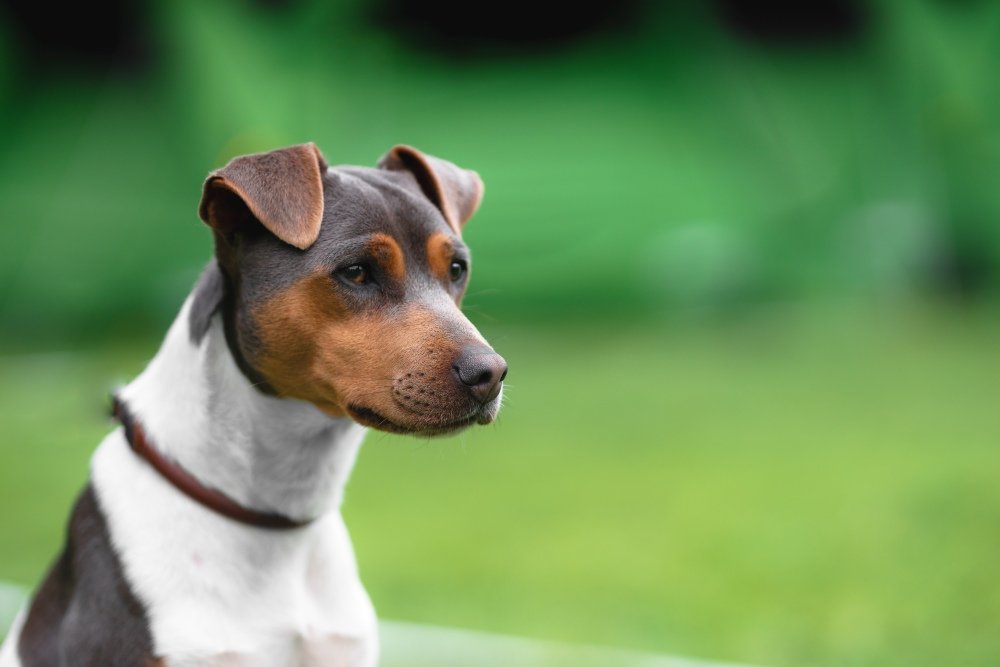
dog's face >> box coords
[198,143,506,436]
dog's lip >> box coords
[347,404,480,436]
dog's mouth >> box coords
[347,404,485,436]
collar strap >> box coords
[112,397,313,530]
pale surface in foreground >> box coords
[0,581,751,667]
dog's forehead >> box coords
[236,165,459,301]
[314,166,454,252]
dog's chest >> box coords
[154,586,376,667]
[163,633,370,667]
[139,527,377,667]
[94,433,377,667]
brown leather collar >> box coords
[112,396,312,530]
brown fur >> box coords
[199,143,328,250]
[368,233,406,282]
[194,143,503,435]
[252,269,486,432]
[425,232,455,282]
[378,145,484,232]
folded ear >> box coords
[378,145,484,232]
[198,143,328,250]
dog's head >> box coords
[197,143,505,436]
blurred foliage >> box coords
[1,1,1000,344]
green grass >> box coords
[2,307,998,667]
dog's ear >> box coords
[378,145,484,232]
[198,143,328,250]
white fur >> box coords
[0,610,25,667]
[3,298,377,666]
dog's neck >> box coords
[118,295,367,523]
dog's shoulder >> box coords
[17,484,157,667]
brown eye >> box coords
[338,264,369,285]
[450,260,467,282]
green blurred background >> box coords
[1,1,999,665]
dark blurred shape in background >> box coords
[1,3,999,667]
[1,0,156,75]
[715,0,867,44]
[373,0,643,56]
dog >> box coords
[0,143,506,667]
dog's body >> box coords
[0,144,505,666]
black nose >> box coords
[453,346,508,403]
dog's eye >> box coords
[449,260,467,282]
[338,264,369,286]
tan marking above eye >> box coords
[426,232,455,281]
[367,233,406,282]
